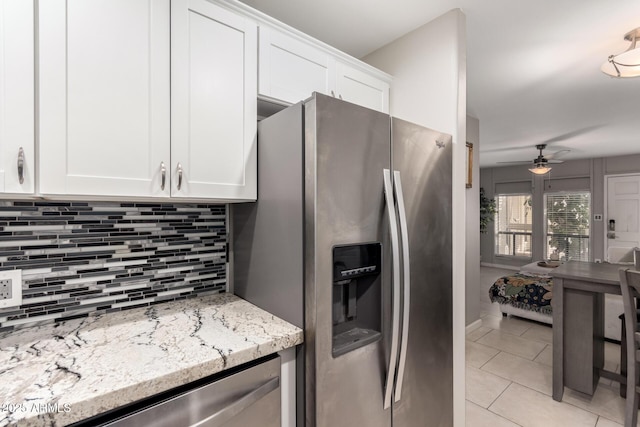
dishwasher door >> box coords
[106,356,281,427]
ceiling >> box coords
[239,0,640,167]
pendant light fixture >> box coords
[528,144,553,175]
[601,28,640,78]
[529,164,552,175]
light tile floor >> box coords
[467,266,635,427]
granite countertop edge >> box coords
[0,293,303,427]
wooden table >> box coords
[552,261,626,401]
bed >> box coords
[488,272,553,324]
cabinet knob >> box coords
[331,90,335,97]
[177,163,183,191]
[17,147,25,184]
[160,162,166,191]
[339,94,343,100]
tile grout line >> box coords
[466,327,492,342]
[560,399,621,426]
[465,398,524,427]
[482,345,627,424]
[475,351,548,390]
[477,348,503,370]
[485,382,525,427]
[531,342,549,361]
[516,322,534,337]
[484,372,512,409]
[475,336,546,362]
[558,379,630,426]
[479,346,561,398]
[509,379,607,423]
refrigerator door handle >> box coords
[393,170,411,402]
[383,168,401,410]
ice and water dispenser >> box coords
[332,243,382,357]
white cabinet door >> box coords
[39,0,171,198]
[171,0,257,200]
[259,25,334,105]
[0,0,34,194]
[335,61,390,113]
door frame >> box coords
[603,173,640,260]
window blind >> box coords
[545,192,590,261]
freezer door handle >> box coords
[393,170,411,402]
[383,168,401,410]
[192,377,279,427]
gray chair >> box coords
[620,311,640,399]
[620,267,640,427]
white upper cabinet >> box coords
[0,0,35,194]
[171,0,257,201]
[336,61,390,114]
[37,0,257,201]
[257,22,391,113]
[39,0,171,198]
[259,25,334,105]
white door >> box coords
[0,0,34,194]
[335,61,390,113]
[171,0,257,200]
[605,174,640,257]
[258,24,335,104]
[39,0,171,198]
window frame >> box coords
[494,192,533,259]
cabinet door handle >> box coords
[177,163,183,190]
[160,162,166,191]
[17,147,25,184]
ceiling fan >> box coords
[498,144,570,175]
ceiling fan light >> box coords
[529,165,552,175]
[602,28,640,78]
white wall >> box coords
[466,116,480,326]
[364,9,466,427]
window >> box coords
[495,194,532,257]
[545,192,590,261]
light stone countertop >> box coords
[0,293,303,426]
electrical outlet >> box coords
[594,214,603,221]
[0,270,22,309]
[0,280,12,298]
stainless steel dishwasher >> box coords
[75,355,281,427]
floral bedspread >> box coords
[489,273,553,315]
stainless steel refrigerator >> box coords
[233,93,452,427]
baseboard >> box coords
[465,319,482,334]
[480,262,520,271]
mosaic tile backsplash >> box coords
[0,201,227,332]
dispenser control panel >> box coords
[340,265,376,278]
[332,243,381,282]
